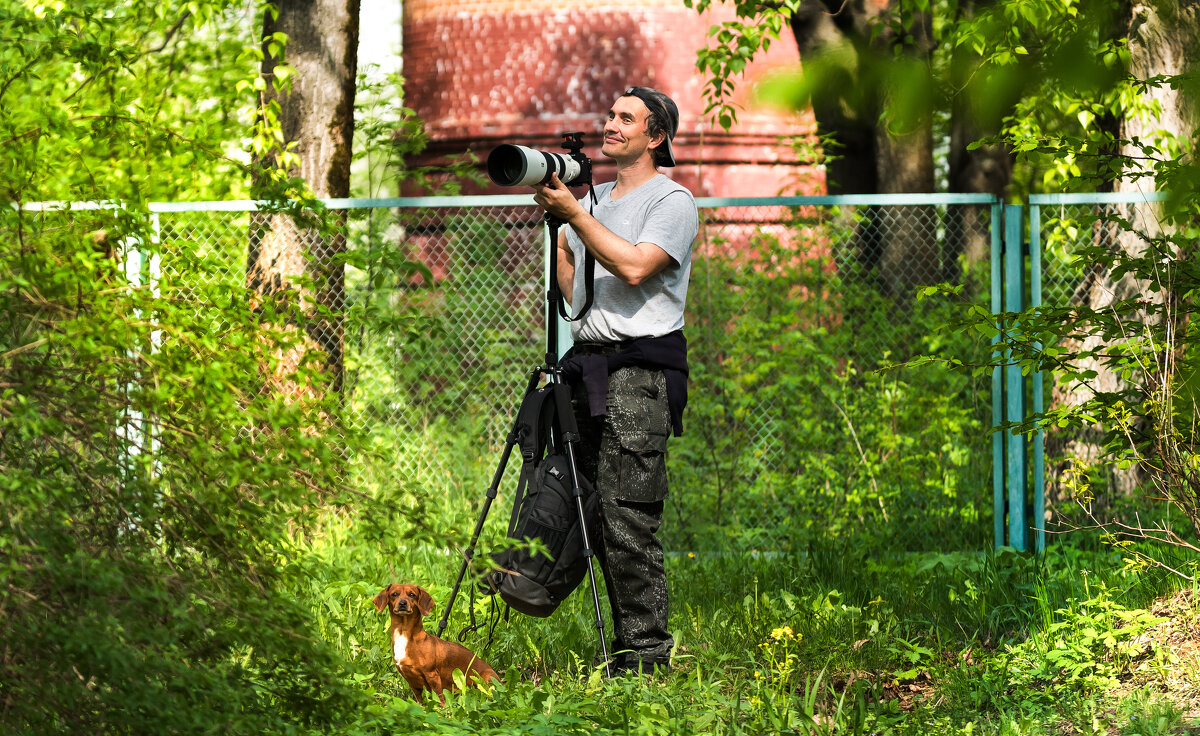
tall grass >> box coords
[291,494,1193,734]
[293,207,1200,733]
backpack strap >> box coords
[513,385,557,462]
[506,463,530,537]
[507,384,560,535]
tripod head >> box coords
[557,132,591,189]
[543,132,594,230]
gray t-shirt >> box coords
[564,174,698,343]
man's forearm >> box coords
[566,209,669,287]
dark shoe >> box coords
[594,643,629,671]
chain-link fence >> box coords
[133,195,1000,551]
[1029,193,1171,516]
[1035,195,1167,306]
[678,197,998,550]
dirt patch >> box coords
[1109,587,1200,719]
[827,669,936,711]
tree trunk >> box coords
[1048,0,1200,506]
[248,0,359,400]
[789,0,942,299]
[874,69,936,299]
[788,0,880,197]
[1121,0,1200,179]
[946,0,1014,279]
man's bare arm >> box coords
[556,229,575,304]
[534,173,673,287]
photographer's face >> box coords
[602,96,662,164]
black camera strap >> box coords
[560,252,594,322]
[559,186,597,322]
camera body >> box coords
[486,132,592,188]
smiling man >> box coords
[532,86,698,676]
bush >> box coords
[672,225,993,553]
[0,206,390,734]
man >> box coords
[532,86,698,675]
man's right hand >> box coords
[533,173,583,223]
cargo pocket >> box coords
[614,428,669,502]
[608,367,671,503]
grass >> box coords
[294,504,1200,735]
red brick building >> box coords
[401,0,822,197]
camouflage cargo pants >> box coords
[570,364,674,664]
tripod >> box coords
[436,212,612,677]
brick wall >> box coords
[401,0,822,197]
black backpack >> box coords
[479,382,600,617]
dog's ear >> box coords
[416,587,435,617]
[372,587,389,612]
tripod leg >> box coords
[436,369,541,638]
[548,380,612,676]
[436,441,512,638]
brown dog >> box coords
[373,583,498,702]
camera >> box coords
[487,132,592,188]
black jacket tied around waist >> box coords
[560,330,689,437]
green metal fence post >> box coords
[1004,204,1028,550]
[1028,204,1045,553]
[991,202,1005,549]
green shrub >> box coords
[0,206,397,734]
[673,228,993,553]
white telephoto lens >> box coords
[488,144,584,187]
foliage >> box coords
[808,0,1200,569]
[0,2,408,732]
[1009,580,1168,695]
[980,1,1200,551]
[368,212,541,424]
[684,0,1167,197]
[945,0,1147,194]
[682,0,801,130]
[674,209,993,552]
[351,66,483,200]
[341,65,515,493]
[284,506,1200,734]
[934,197,1200,562]
[6,2,1200,734]
[0,198,392,732]
[1,1,258,204]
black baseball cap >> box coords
[621,86,679,167]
